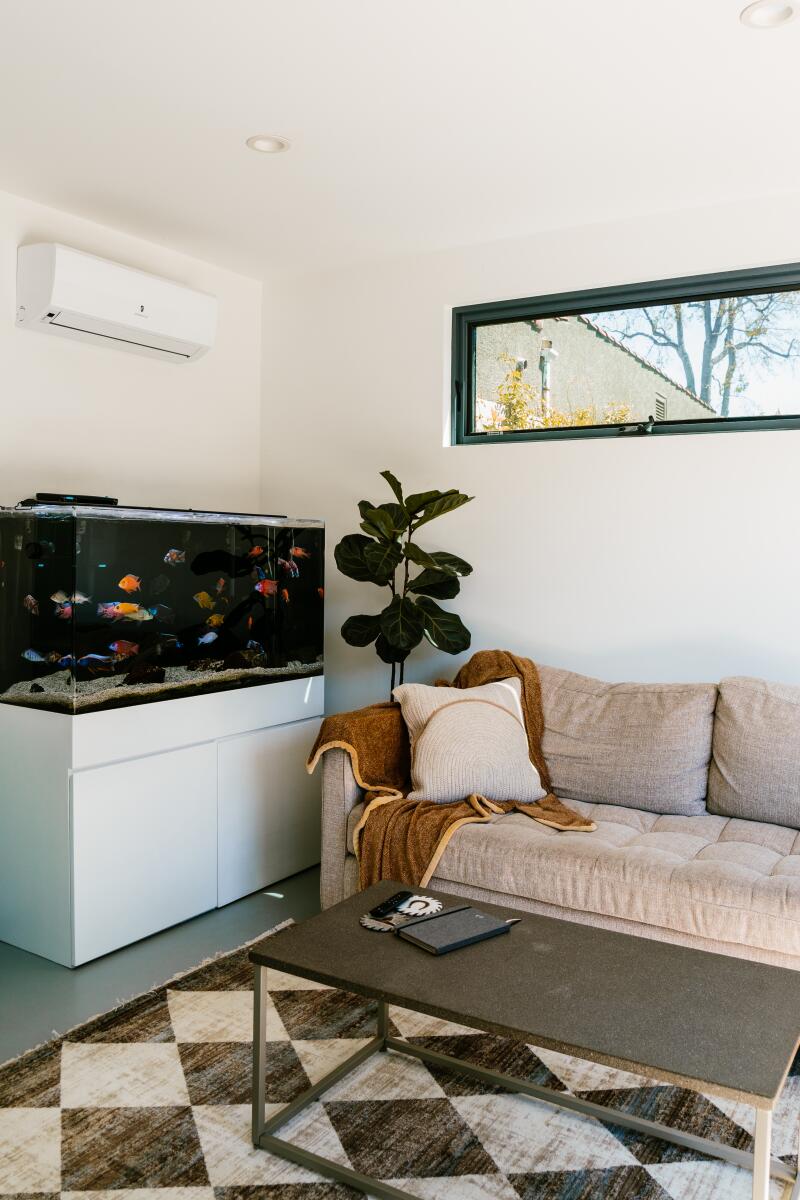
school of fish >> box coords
[17,537,319,684]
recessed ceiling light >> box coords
[246,133,291,154]
[740,0,795,28]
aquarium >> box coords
[0,503,324,714]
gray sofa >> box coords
[320,667,800,970]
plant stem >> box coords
[390,660,396,697]
[401,522,412,597]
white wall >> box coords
[0,187,263,511]
[261,194,800,713]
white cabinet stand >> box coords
[0,675,323,966]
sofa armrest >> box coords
[320,747,364,909]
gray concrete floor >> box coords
[0,865,321,1064]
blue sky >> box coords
[587,295,800,418]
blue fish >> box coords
[77,653,114,667]
[21,648,45,662]
[57,654,75,669]
[197,631,218,645]
[247,640,263,652]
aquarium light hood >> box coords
[15,244,217,363]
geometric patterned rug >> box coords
[0,925,795,1200]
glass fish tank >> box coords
[0,503,324,714]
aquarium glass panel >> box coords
[0,508,78,708]
[0,505,324,714]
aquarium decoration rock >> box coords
[123,662,166,686]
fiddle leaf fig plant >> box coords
[335,470,473,693]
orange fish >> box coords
[109,640,139,658]
[248,546,264,558]
[290,547,310,559]
[97,601,141,619]
[118,574,142,594]
[215,577,226,595]
[206,612,224,628]
[254,579,277,596]
[317,587,324,599]
[193,591,215,610]
[246,615,253,631]
[280,587,290,603]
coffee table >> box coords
[250,880,800,1200]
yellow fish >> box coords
[193,591,215,611]
[206,613,224,628]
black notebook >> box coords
[394,904,512,955]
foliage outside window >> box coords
[451,265,800,443]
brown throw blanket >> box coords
[306,650,595,890]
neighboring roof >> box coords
[573,315,716,412]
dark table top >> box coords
[250,880,800,1106]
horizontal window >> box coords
[451,264,800,443]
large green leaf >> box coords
[341,614,382,647]
[412,492,473,531]
[404,542,443,571]
[406,568,460,599]
[334,534,376,582]
[405,488,456,514]
[380,595,425,651]
[428,550,473,577]
[415,596,471,654]
[363,539,403,582]
[360,506,398,542]
[380,470,405,506]
[404,544,473,577]
[376,502,408,535]
[375,633,409,664]
[360,500,405,536]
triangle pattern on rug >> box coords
[0,937,797,1199]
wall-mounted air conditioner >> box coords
[16,243,217,363]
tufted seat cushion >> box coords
[348,798,800,958]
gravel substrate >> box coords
[1,660,323,713]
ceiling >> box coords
[1,0,798,278]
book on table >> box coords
[395,904,513,955]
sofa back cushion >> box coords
[537,665,717,815]
[707,676,800,829]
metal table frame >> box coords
[251,965,799,1200]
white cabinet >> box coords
[218,718,321,906]
[71,744,218,965]
[0,676,324,966]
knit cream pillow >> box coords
[393,676,547,804]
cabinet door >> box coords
[71,743,217,964]
[218,717,321,906]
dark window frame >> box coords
[451,263,800,445]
